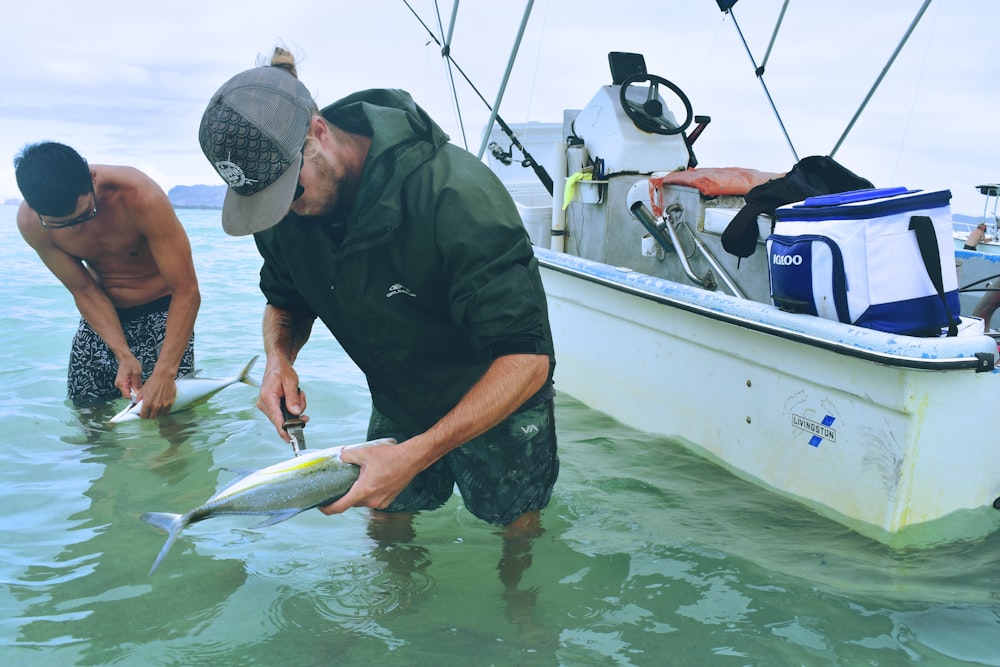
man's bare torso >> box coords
[18,166,174,309]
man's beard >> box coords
[296,152,346,219]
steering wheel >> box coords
[618,73,693,136]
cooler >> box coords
[766,187,960,336]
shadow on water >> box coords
[9,402,252,666]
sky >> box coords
[2,0,997,215]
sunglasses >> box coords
[293,147,306,202]
[38,186,98,229]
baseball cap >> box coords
[199,66,316,235]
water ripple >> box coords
[310,546,437,621]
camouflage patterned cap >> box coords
[199,66,316,236]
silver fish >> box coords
[110,356,260,424]
[140,438,395,574]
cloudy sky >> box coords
[2,0,997,215]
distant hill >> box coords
[168,184,226,209]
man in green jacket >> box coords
[198,49,558,536]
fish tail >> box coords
[108,399,142,425]
[140,511,189,575]
[108,411,139,425]
[240,355,261,388]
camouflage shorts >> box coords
[66,295,195,405]
[367,398,559,525]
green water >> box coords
[1,206,998,666]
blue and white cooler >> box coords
[766,187,960,336]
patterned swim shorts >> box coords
[366,396,559,526]
[66,295,195,405]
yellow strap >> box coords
[562,172,592,210]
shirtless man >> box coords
[964,222,989,251]
[14,142,200,417]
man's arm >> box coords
[16,205,142,394]
[322,352,551,514]
[258,303,315,440]
[129,176,201,418]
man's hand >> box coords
[137,372,178,419]
[318,438,418,515]
[257,362,308,441]
[114,356,144,401]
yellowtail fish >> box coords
[140,438,396,574]
[109,356,259,424]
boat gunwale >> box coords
[536,247,995,373]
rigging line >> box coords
[519,0,550,123]
[691,13,727,86]
[887,0,939,184]
[830,0,933,158]
[404,0,492,114]
[960,273,1000,291]
[726,5,799,162]
[432,0,468,149]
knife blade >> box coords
[280,397,307,456]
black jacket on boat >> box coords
[253,88,555,433]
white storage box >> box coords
[508,184,552,248]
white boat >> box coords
[952,184,1000,253]
[423,3,1000,544]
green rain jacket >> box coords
[253,89,555,433]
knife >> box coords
[280,396,307,456]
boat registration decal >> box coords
[791,414,837,447]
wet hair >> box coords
[13,142,92,216]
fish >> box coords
[109,356,260,424]
[140,437,396,574]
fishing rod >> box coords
[403,0,554,195]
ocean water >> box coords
[1,204,998,667]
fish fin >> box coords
[250,509,302,529]
[345,437,398,450]
[140,512,189,575]
[141,511,182,534]
[239,355,261,388]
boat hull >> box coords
[953,233,1000,254]
[538,247,1000,544]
